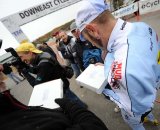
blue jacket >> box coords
[103,19,160,115]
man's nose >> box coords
[21,58,25,62]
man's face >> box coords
[71,29,79,39]
[81,28,104,50]
[59,32,68,43]
[17,51,33,64]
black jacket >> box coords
[61,36,76,63]
[0,91,27,116]
[0,98,108,130]
[22,52,69,89]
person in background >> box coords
[47,31,59,43]
[70,21,85,71]
[70,21,103,70]
[70,22,95,51]
[76,0,159,129]
[0,64,108,130]
[0,64,27,116]
[36,42,66,66]
[16,42,87,108]
[59,31,81,78]
[46,41,67,66]
[2,64,22,84]
[52,31,61,44]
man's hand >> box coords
[94,62,104,66]
[55,98,70,110]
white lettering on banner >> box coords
[0,0,82,43]
[112,2,138,18]
[139,0,160,15]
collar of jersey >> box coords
[107,19,127,52]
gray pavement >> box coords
[9,11,160,130]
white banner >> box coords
[112,2,138,18]
[0,0,81,42]
[139,0,160,15]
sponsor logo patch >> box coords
[110,61,122,89]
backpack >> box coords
[83,49,103,68]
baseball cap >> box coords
[52,31,59,37]
[76,0,109,39]
[70,22,77,32]
[16,42,42,53]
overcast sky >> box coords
[0,0,82,56]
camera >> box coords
[5,47,29,70]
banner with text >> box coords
[0,0,82,42]
[139,0,160,15]
[112,2,138,18]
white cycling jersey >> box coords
[103,19,160,115]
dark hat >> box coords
[70,22,77,32]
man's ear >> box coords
[85,24,95,33]
[85,24,100,39]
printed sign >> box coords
[139,0,160,15]
[0,0,82,42]
[112,2,138,18]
